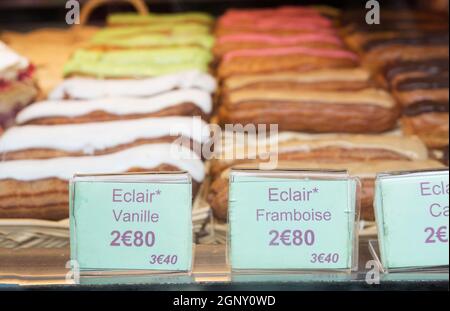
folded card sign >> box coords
[69,172,193,272]
[228,169,360,272]
[374,169,449,270]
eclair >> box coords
[217,46,359,78]
[209,132,429,179]
[219,88,399,133]
[222,68,373,92]
[0,41,38,129]
[107,12,214,27]
[380,58,449,148]
[0,116,210,161]
[213,33,344,58]
[0,144,205,220]
[49,71,216,100]
[16,89,213,125]
[64,47,213,78]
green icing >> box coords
[107,12,214,25]
[64,47,212,77]
[91,33,214,49]
[92,23,211,41]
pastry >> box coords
[92,23,210,41]
[379,58,448,89]
[217,46,359,78]
[209,132,429,178]
[16,89,213,125]
[91,32,214,50]
[0,41,38,129]
[107,12,214,27]
[222,68,373,92]
[402,111,449,149]
[63,47,213,78]
[342,10,448,42]
[380,58,449,148]
[218,88,399,133]
[0,143,204,220]
[1,27,97,96]
[215,7,335,36]
[90,24,214,49]
[213,33,344,58]
[49,71,216,100]
[208,160,445,221]
[0,116,209,161]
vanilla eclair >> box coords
[49,71,216,100]
[16,89,213,125]
[0,144,205,220]
[0,116,210,161]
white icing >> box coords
[49,70,216,99]
[16,89,212,124]
[0,117,210,154]
[0,41,29,80]
[0,143,205,182]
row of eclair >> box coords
[0,12,217,220]
[0,7,448,225]
[206,6,448,222]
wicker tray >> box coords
[0,181,214,249]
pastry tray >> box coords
[0,180,214,249]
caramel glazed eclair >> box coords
[219,86,400,133]
[208,160,445,222]
[0,117,209,220]
[222,68,374,92]
[217,46,360,78]
[209,132,430,178]
[380,58,449,149]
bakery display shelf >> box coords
[0,181,214,249]
[0,236,447,290]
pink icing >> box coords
[223,46,359,63]
[223,6,321,19]
[218,33,343,46]
[219,16,333,29]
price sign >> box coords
[374,169,449,270]
[228,169,359,271]
[69,173,192,272]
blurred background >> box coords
[0,0,447,31]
